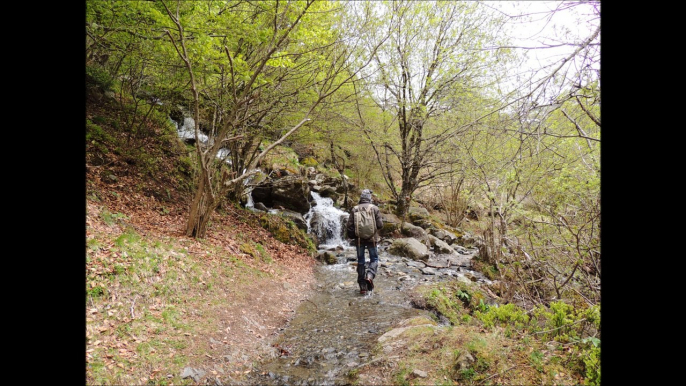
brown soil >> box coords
[86,89,321,384]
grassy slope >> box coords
[86,88,321,385]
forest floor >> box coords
[86,161,323,384]
[86,89,324,384]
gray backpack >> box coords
[354,205,377,240]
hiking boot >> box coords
[359,281,367,294]
[360,289,367,295]
[365,273,374,291]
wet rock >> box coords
[420,267,437,275]
[425,256,450,268]
[389,238,430,261]
[400,222,427,238]
[318,185,339,202]
[252,175,311,213]
[318,251,337,265]
[279,209,308,231]
[254,202,270,212]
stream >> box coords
[239,193,485,385]
[243,247,426,385]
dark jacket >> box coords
[346,197,384,244]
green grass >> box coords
[100,208,129,226]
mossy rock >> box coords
[301,157,318,167]
[239,243,258,258]
[318,251,337,265]
[258,214,316,254]
[380,222,400,237]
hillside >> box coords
[86,85,325,384]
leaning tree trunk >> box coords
[185,168,218,238]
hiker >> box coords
[346,189,384,295]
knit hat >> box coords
[360,189,372,201]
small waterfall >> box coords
[174,116,210,143]
[304,192,350,249]
[242,169,261,209]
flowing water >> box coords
[243,248,429,386]
[303,192,350,250]
[241,193,434,385]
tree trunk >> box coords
[185,169,218,238]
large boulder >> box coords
[388,238,430,261]
[459,232,484,249]
[429,228,458,245]
[251,175,311,214]
[401,222,427,239]
[317,185,339,202]
[427,234,458,255]
[278,209,308,231]
[379,212,402,237]
[408,206,430,221]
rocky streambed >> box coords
[239,242,486,385]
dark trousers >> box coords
[356,243,379,289]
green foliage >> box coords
[581,337,601,385]
[456,289,470,303]
[87,238,102,253]
[87,119,115,154]
[114,228,140,247]
[533,300,587,342]
[476,299,490,313]
[86,64,114,91]
[458,367,476,381]
[113,265,126,276]
[424,286,465,325]
[482,264,498,280]
[475,303,529,329]
[100,209,129,226]
[393,366,411,386]
[254,243,273,264]
[529,350,544,372]
[239,243,258,259]
[87,285,106,299]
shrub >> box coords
[86,65,114,92]
[475,303,529,329]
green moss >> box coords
[301,157,318,167]
[258,214,316,254]
[239,243,258,258]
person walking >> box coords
[346,189,384,295]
